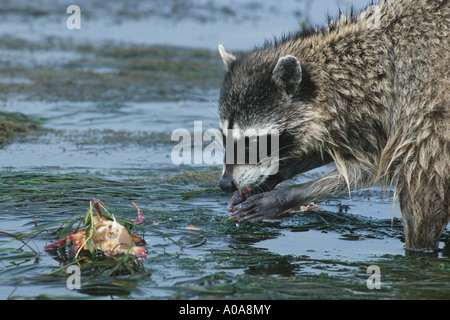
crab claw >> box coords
[45,237,68,250]
[132,246,148,259]
[131,233,146,245]
[131,202,145,225]
[45,230,87,252]
[92,198,107,219]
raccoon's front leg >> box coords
[230,165,374,222]
[230,188,300,222]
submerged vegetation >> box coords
[1,170,449,299]
[0,35,223,103]
[0,110,40,147]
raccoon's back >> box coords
[376,0,450,183]
[382,0,449,114]
[379,0,449,69]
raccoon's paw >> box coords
[230,192,289,222]
[228,186,254,209]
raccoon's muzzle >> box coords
[219,176,237,192]
[219,164,237,192]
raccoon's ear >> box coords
[218,44,236,71]
[272,55,302,94]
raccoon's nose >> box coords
[219,177,237,192]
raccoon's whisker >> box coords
[203,126,225,151]
[256,155,293,167]
[181,91,218,107]
[253,143,296,166]
[237,170,255,188]
[181,91,220,120]
[275,143,298,155]
[214,139,225,152]
[257,181,271,193]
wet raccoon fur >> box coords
[217,0,449,252]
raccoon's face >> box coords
[218,120,288,193]
[217,45,330,193]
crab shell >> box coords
[89,216,146,257]
[51,216,147,258]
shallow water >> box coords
[0,0,449,300]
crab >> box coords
[45,198,147,259]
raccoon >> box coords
[217,0,449,252]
